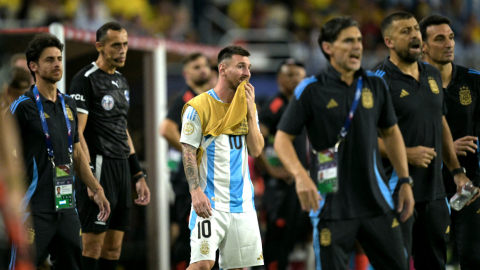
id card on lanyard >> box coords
[33,86,75,210]
[316,77,363,194]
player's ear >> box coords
[321,41,333,56]
[422,41,427,53]
[219,63,226,76]
[29,61,38,73]
[95,42,103,53]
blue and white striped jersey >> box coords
[180,89,260,213]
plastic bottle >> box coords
[450,181,478,211]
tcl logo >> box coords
[71,94,85,101]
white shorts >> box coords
[189,207,264,269]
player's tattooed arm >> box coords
[182,143,200,191]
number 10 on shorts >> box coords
[198,220,211,239]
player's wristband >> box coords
[133,173,146,183]
[451,167,466,177]
[398,176,414,187]
[128,153,142,176]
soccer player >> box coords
[159,52,211,269]
[258,58,309,270]
[420,14,480,269]
[9,33,109,269]
[376,12,472,269]
[274,17,414,270]
[180,46,264,270]
[69,22,150,270]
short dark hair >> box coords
[381,12,415,38]
[318,17,358,61]
[277,58,305,74]
[217,46,250,64]
[25,33,64,80]
[96,22,124,43]
[182,52,207,67]
[419,15,452,42]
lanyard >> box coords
[33,86,73,167]
[335,76,363,150]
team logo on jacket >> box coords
[320,228,331,246]
[459,86,472,105]
[200,241,210,255]
[26,228,35,244]
[65,105,74,120]
[124,90,130,104]
[428,77,439,94]
[361,88,373,109]
[101,95,114,110]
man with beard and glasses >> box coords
[420,14,480,269]
[180,45,264,270]
[69,22,150,270]
[159,52,211,269]
[376,12,472,269]
[274,17,413,270]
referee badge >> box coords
[66,105,74,121]
[101,95,115,111]
[320,228,331,246]
[26,228,35,245]
[361,88,373,109]
[200,241,210,255]
[459,87,472,105]
[428,77,440,94]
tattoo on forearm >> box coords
[182,143,200,192]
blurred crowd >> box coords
[0,0,479,65]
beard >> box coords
[192,77,209,87]
[396,47,422,63]
[39,73,61,84]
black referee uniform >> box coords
[70,62,132,233]
[375,58,450,269]
[165,87,197,268]
[10,87,82,268]
[259,92,310,270]
[442,63,480,269]
[278,64,406,270]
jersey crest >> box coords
[459,86,472,105]
[101,95,115,110]
[428,77,439,94]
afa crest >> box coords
[459,86,472,105]
[320,228,331,246]
[200,241,210,255]
[362,88,373,109]
[26,228,35,245]
[428,77,439,94]
[66,105,74,121]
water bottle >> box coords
[450,181,478,211]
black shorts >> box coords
[311,211,407,270]
[77,155,132,233]
[9,211,82,269]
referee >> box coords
[69,22,150,270]
[376,12,472,269]
[420,15,480,269]
[258,59,309,270]
[274,17,414,269]
[9,33,110,269]
[159,52,211,269]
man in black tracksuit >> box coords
[420,14,480,269]
[376,12,472,269]
[274,17,414,270]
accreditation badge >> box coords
[53,163,74,210]
[316,146,339,193]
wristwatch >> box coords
[133,173,146,182]
[398,176,414,187]
[450,167,466,177]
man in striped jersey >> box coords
[180,46,264,270]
